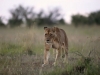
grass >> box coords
[0,25,100,75]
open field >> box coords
[0,25,100,75]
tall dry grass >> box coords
[0,25,100,75]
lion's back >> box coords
[58,28,68,47]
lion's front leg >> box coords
[42,49,50,67]
[53,49,61,66]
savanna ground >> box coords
[0,25,100,75]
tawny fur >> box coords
[42,27,68,67]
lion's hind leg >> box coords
[61,47,65,58]
[64,47,68,64]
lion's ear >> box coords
[44,27,47,30]
[53,27,59,32]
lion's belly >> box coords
[59,30,66,42]
[52,44,56,49]
[52,42,62,49]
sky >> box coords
[0,0,100,24]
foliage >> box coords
[71,10,100,26]
[88,11,100,25]
[72,14,88,27]
[36,8,66,26]
[0,17,5,27]
[8,5,35,27]
[8,18,23,27]
[7,5,66,27]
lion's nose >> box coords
[47,40,50,41]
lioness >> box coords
[42,27,68,67]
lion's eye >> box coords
[50,34,53,36]
[45,34,47,36]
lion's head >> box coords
[44,27,60,44]
[44,27,55,43]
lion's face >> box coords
[44,27,55,44]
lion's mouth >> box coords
[46,41,51,43]
[45,41,52,43]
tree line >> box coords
[71,10,100,27]
[0,5,65,28]
[0,5,100,28]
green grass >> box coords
[0,43,23,55]
[0,25,100,75]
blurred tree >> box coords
[71,14,88,27]
[36,10,46,26]
[36,8,66,26]
[8,5,66,27]
[8,5,35,27]
[71,10,100,26]
[58,18,66,24]
[0,17,5,27]
[88,11,100,25]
